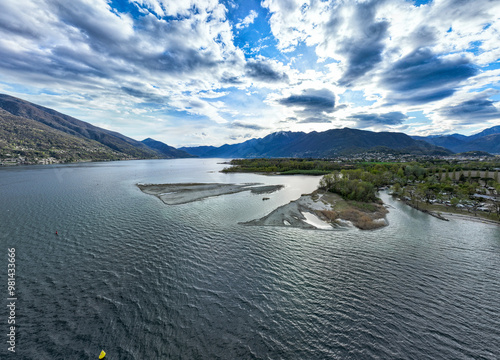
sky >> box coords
[0,0,499,147]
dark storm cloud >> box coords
[245,60,289,83]
[347,112,408,128]
[381,47,478,104]
[439,95,500,124]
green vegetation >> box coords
[223,157,500,174]
[222,158,343,174]
[319,171,378,202]
[224,157,500,220]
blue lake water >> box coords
[1,158,499,359]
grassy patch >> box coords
[348,201,379,212]
[316,209,339,221]
[338,208,386,230]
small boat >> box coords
[99,350,106,359]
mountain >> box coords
[411,135,467,153]
[178,145,218,157]
[0,94,190,164]
[0,94,158,159]
[412,125,500,154]
[141,138,195,158]
[182,131,307,158]
[0,108,125,163]
[181,128,452,158]
[467,125,500,141]
[463,133,500,153]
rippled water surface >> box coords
[1,159,499,359]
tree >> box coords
[392,183,402,196]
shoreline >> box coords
[138,180,499,229]
[138,182,388,230]
[441,212,500,226]
[398,197,500,226]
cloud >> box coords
[2,0,500,145]
[278,88,335,112]
[438,94,500,124]
[380,48,478,104]
[0,0,241,83]
[275,88,336,125]
[230,121,266,130]
[235,10,258,29]
[0,0,249,128]
[347,112,408,128]
[130,0,223,18]
[245,58,289,83]
[221,72,243,84]
[330,1,390,86]
[298,117,332,124]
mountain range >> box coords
[412,127,500,154]
[1,94,498,164]
[180,128,452,158]
[0,94,192,163]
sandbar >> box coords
[137,182,284,205]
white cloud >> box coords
[235,10,258,29]
[1,0,500,144]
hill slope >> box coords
[0,94,158,159]
[0,109,124,163]
[141,138,196,158]
[0,94,195,164]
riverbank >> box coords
[398,197,500,226]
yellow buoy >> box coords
[99,350,106,359]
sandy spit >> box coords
[239,193,344,230]
[137,183,284,205]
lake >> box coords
[1,158,499,359]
